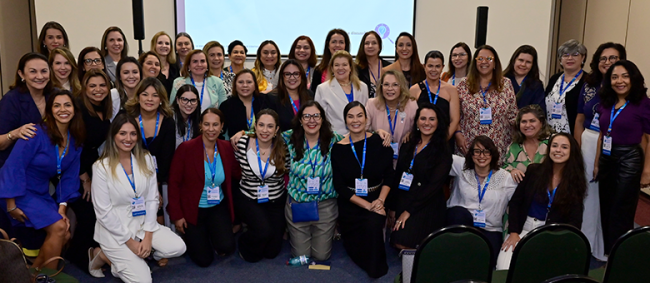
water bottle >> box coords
[286,255,310,266]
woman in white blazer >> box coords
[315,50,369,135]
[88,114,186,282]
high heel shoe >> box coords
[88,248,105,278]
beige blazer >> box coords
[314,78,369,135]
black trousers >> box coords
[234,188,286,263]
[184,202,235,267]
[66,193,98,272]
[446,206,502,268]
[599,144,643,254]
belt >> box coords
[348,182,383,193]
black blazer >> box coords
[357,59,392,98]
[507,164,584,234]
[545,72,585,134]
[267,89,314,131]
[158,63,180,99]
[219,94,271,138]
[309,68,324,93]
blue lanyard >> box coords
[479,82,492,105]
[345,87,354,103]
[289,97,300,114]
[451,74,455,86]
[255,138,271,184]
[121,155,137,196]
[559,70,583,99]
[305,139,320,177]
[229,66,233,73]
[183,120,192,142]
[190,76,206,106]
[349,134,367,178]
[547,186,557,209]
[369,62,381,84]
[305,66,310,81]
[385,104,399,136]
[519,75,527,87]
[408,142,428,171]
[475,170,493,207]
[425,79,441,105]
[246,97,255,129]
[139,112,160,149]
[607,101,629,135]
[55,131,70,175]
[203,142,219,186]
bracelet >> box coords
[80,179,90,184]
[378,198,385,203]
[7,206,17,213]
[59,202,68,207]
[6,133,13,141]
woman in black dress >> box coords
[331,101,394,278]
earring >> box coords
[220,130,223,134]
[417,127,419,131]
[21,78,25,82]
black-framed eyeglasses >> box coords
[599,55,619,63]
[84,58,102,65]
[284,72,300,79]
[179,97,198,105]
[301,113,321,121]
[472,149,492,157]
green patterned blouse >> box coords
[282,130,344,202]
[502,139,548,173]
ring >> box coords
[396,220,402,223]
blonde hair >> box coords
[124,77,173,117]
[48,47,82,96]
[328,50,361,90]
[150,31,175,65]
[374,70,414,112]
[100,114,153,178]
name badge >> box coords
[473,209,486,228]
[207,186,221,204]
[152,156,159,171]
[307,177,320,194]
[479,107,492,124]
[552,103,563,119]
[257,185,269,203]
[589,113,600,131]
[398,172,413,191]
[602,135,612,156]
[355,178,368,196]
[390,142,399,159]
[131,197,146,217]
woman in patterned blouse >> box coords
[503,105,553,182]
[456,45,517,163]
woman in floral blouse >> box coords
[503,105,553,182]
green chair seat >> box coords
[602,226,650,283]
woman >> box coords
[252,40,281,92]
[111,57,142,115]
[38,21,69,59]
[0,90,83,270]
[503,45,546,111]
[168,108,237,267]
[447,136,517,265]
[311,29,350,93]
[366,70,417,162]
[48,47,82,95]
[170,49,227,112]
[382,32,425,87]
[496,133,587,269]
[225,40,247,75]
[171,84,201,148]
[331,101,393,278]
[441,42,471,86]
[203,41,236,96]
[315,50,369,135]
[151,31,180,95]
[175,32,194,69]
[545,39,587,134]
[233,109,288,262]
[594,60,650,255]
[88,114,186,281]
[456,45,517,161]
[288,36,317,89]
[391,103,453,250]
[575,42,625,261]
[267,59,314,131]
[77,47,108,82]
[410,50,460,140]
[355,31,392,98]
[100,26,129,82]
[503,105,553,182]
[138,51,162,79]
[220,69,271,139]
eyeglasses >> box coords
[84,58,102,65]
[561,52,581,59]
[599,55,619,63]
[475,56,494,62]
[301,113,322,121]
[472,149,492,157]
[452,53,467,58]
[179,97,198,105]
[283,72,300,79]
[382,83,400,89]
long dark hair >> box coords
[289,36,317,67]
[80,69,113,119]
[38,21,69,58]
[503,45,541,87]
[395,32,425,83]
[276,59,311,106]
[42,89,85,148]
[467,45,505,94]
[599,60,647,108]
[355,31,383,69]
[463,135,500,171]
[77,46,107,81]
[11,52,54,93]
[114,56,142,106]
[405,102,449,156]
[585,42,627,87]
[316,29,350,72]
[445,42,471,78]
[100,26,129,59]
[289,101,334,161]
[533,133,586,216]
[172,84,202,140]
[249,109,287,175]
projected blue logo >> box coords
[375,24,393,44]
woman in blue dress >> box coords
[0,89,84,269]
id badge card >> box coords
[152,156,159,172]
[589,113,600,131]
[602,135,612,156]
[257,185,269,203]
[551,103,563,119]
[473,209,486,228]
[131,197,146,217]
[355,178,368,196]
[398,172,413,191]
[307,177,320,195]
[479,107,492,124]
[390,142,399,159]
[207,186,221,205]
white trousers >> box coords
[581,129,606,261]
[496,216,546,270]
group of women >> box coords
[0,21,647,281]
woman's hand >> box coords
[510,169,525,183]
[392,211,411,231]
[14,123,37,140]
[455,132,467,154]
[80,173,92,201]
[501,232,521,252]
[401,132,411,144]
[592,165,599,182]
[230,130,245,149]
[8,207,28,223]
[375,129,392,147]
[174,218,187,234]
[126,239,141,256]
[58,206,70,231]
[641,171,650,188]
[369,199,384,212]
[138,234,153,258]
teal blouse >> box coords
[199,156,225,208]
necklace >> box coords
[340,82,351,87]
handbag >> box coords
[0,229,67,283]
[290,182,321,223]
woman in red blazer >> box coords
[167,107,241,267]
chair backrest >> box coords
[506,224,591,283]
[411,225,493,283]
[602,226,650,283]
[542,274,600,283]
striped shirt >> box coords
[235,135,288,200]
